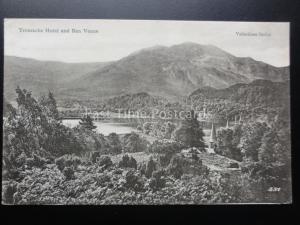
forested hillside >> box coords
[188,79,290,123]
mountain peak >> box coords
[169,42,235,58]
[128,45,168,57]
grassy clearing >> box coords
[197,152,241,171]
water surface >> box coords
[62,119,138,136]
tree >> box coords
[3,87,84,177]
[166,155,184,179]
[143,122,153,135]
[118,154,137,169]
[97,155,113,169]
[143,157,157,178]
[40,91,59,120]
[216,128,233,154]
[79,115,97,130]
[3,98,16,118]
[122,132,148,153]
[107,133,122,154]
[148,140,183,167]
[258,129,289,165]
[216,128,242,161]
[164,122,176,139]
[240,122,269,161]
[232,124,243,147]
[173,110,205,149]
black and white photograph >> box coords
[2,19,291,205]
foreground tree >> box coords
[40,91,59,120]
[3,87,84,179]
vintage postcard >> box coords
[2,19,291,204]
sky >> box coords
[5,19,290,67]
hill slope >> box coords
[189,79,289,108]
[4,56,111,101]
[4,43,289,101]
[188,79,290,122]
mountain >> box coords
[4,43,289,102]
[64,42,289,99]
[4,56,111,101]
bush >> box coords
[157,154,170,168]
[26,154,48,169]
[166,155,184,179]
[165,154,203,178]
[2,168,23,181]
[143,122,153,135]
[63,166,75,180]
[122,132,148,153]
[139,157,157,178]
[2,181,18,204]
[149,140,183,167]
[149,169,166,190]
[73,127,110,154]
[107,133,122,155]
[90,151,101,163]
[118,154,137,169]
[55,157,65,171]
[124,169,144,191]
[96,174,111,186]
[55,154,82,171]
[97,155,113,169]
[191,153,199,161]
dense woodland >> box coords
[2,82,291,204]
[59,79,289,124]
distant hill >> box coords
[4,56,111,101]
[188,79,290,122]
[4,43,289,102]
[189,79,289,108]
[103,92,166,111]
[103,80,290,113]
